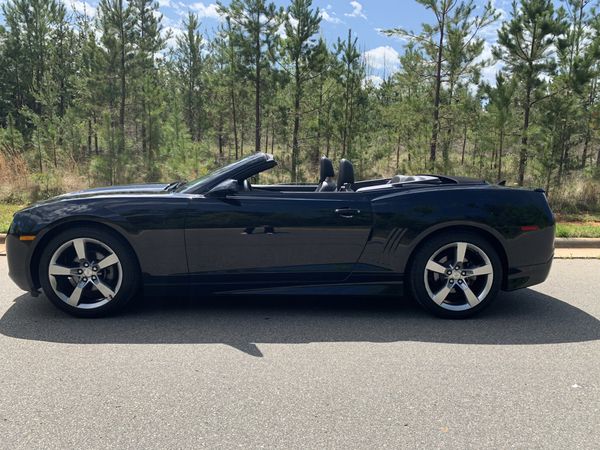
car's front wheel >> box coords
[409,232,502,318]
[39,227,140,317]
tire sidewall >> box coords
[39,227,139,318]
[409,232,502,319]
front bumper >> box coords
[504,254,554,291]
[6,234,37,293]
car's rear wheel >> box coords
[409,232,502,318]
[39,227,140,317]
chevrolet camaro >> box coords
[6,153,555,318]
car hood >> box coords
[29,183,172,206]
[69,183,171,196]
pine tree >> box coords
[484,73,516,181]
[494,0,567,185]
[281,0,321,181]
[218,0,282,153]
[175,13,204,142]
[131,0,166,179]
[98,0,134,183]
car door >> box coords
[184,190,372,286]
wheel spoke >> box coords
[432,284,452,305]
[94,280,116,299]
[73,238,87,261]
[455,242,467,265]
[49,264,74,276]
[66,281,86,307]
[426,260,448,275]
[96,253,119,270]
[467,264,493,277]
[459,283,480,307]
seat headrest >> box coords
[337,159,355,189]
[319,156,335,182]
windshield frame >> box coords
[178,153,276,194]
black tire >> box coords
[408,231,502,319]
[39,226,140,318]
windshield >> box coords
[177,154,266,193]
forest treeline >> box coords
[1,0,600,209]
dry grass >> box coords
[549,178,600,215]
[0,153,87,204]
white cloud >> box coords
[68,0,96,17]
[363,75,383,88]
[288,16,299,29]
[320,10,342,24]
[345,1,366,20]
[363,46,400,72]
[187,2,221,20]
[162,25,184,49]
[158,0,171,7]
[277,16,300,39]
[479,40,503,85]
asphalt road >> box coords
[0,258,599,449]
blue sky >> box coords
[31,0,511,82]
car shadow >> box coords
[1,289,599,357]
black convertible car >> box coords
[7,153,554,318]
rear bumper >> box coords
[504,254,553,291]
[6,234,36,293]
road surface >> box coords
[0,257,598,449]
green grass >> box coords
[0,203,25,234]
[556,223,600,238]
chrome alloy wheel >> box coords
[48,238,123,309]
[423,241,494,312]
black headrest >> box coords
[337,159,355,189]
[319,156,335,182]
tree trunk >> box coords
[230,88,239,159]
[254,30,261,153]
[498,127,504,181]
[271,123,275,156]
[94,115,99,155]
[291,61,301,182]
[461,123,467,165]
[429,8,446,169]
[314,74,324,165]
[119,0,126,163]
[557,126,568,186]
[87,119,93,157]
[581,79,595,169]
[342,30,352,158]
[396,129,402,170]
[218,114,224,159]
[240,128,244,157]
[227,17,239,159]
[518,84,532,186]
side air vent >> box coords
[384,228,407,255]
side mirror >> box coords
[206,179,239,198]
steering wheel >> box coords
[243,179,252,192]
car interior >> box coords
[236,155,447,196]
[186,152,463,196]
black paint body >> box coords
[7,154,555,298]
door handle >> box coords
[335,208,360,218]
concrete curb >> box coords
[555,238,600,248]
